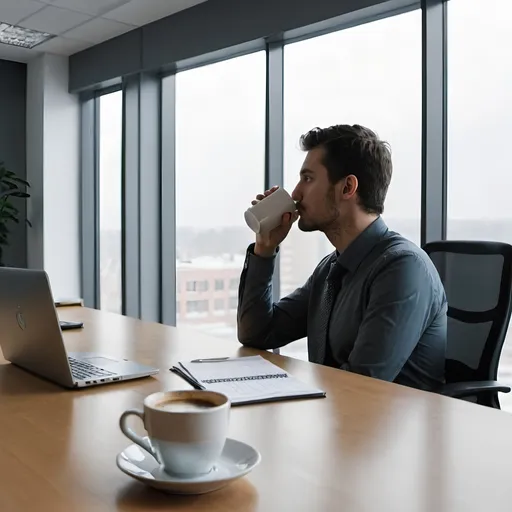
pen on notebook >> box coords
[171,367,204,390]
[170,367,205,390]
[178,362,197,381]
[190,357,230,363]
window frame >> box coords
[80,0,448,326]
[80,85,122,311]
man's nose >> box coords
[291,184,301,202]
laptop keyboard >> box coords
[68,357,115,381]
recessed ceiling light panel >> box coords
[0,22,54,49]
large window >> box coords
[447,0,512,411]
[175,52,266,339]
[98,91,123,314]
[280,11,422,360]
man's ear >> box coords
[341,175,358,199]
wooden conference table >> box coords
[1,307,512,512]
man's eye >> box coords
[303,176,312,182]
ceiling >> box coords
[0,0,208,63]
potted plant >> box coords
[0,162,31,266]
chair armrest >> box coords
[439,381,511,399]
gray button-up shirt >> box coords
[237,217,447,391]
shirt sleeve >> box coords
[237,244,311,350]
[341,252,439,381]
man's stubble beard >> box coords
[297,185,340,234]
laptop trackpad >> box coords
[81,356,119,366]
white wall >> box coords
[26,54,80,300]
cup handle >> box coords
[119,409,159,462]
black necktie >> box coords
[310,260,346,365]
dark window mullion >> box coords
[421,0,448,246]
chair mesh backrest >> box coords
[424,241,512,382]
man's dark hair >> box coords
[299,124,392,215]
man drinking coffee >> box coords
[237,124,447,391]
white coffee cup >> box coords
[119,390,230,476]
[244,187,297,234]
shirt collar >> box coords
[336,216,389,274]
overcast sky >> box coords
[99,0,512,235]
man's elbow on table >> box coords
[237,328,276,351]
[237,315,282,350]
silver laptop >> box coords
[0,267,159,388]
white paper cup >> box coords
[244,188,297,234]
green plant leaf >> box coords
[2,177,29,189]
[9,191,30,199]
[0,164,31,244]
[0,189,29,200]
[14,177,30,187]
[0,189,19,200]
[4,213,18,223]
[0,205,19,216]
[6,172,29,184]
[1,202,17,212]
[0,210,18,223]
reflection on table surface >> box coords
[1,306,512,512]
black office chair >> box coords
[423,240,512,409]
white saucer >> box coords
[116,437,261,495]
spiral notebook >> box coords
[171,356,326,406]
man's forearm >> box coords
[237,244,310,349]
[237,247,280,349]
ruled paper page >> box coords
[179,356,325,405]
